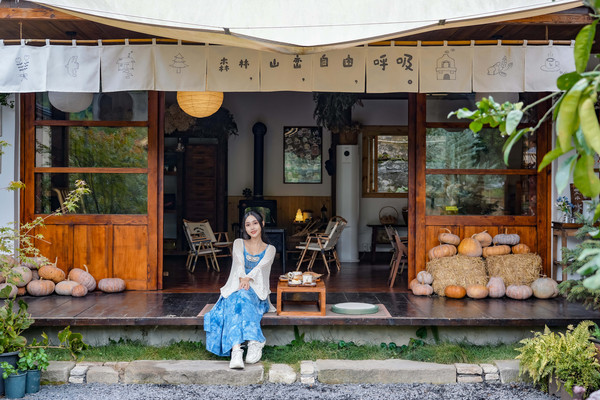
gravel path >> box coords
[22,382,553,400]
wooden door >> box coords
[22,92,160,290]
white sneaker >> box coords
[245,340,265,364]
[229,348,244,369]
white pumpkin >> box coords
[531,277,559,299]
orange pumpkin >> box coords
[473,231,493,247]
[466,284,489,299]
[26,279,55,296]
[412,284,434,296]
[438,229,460,246]
[428,244,457,260]
[506,285,533,300]
[482,245,511,258]
[457,238,482,257]
[512,244,531,254]
[445,285,467,299]
[16,287,26,296]
[39,264,65,284]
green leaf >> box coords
[583,272,600,290]
[538,147,565,172]
[574,21,598,74]
[455,109,478,119]
[469,120,483,133]
[573,154,600,197]
[556,154,577,194]
[502,128,529,165]
[557,72,583,91]
[505,110,523,135]
[594,204,600,223]
[415,327,428,339]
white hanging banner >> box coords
[473,45,525,92]
[312,48,366,92]
[153,43,206,91]
[525,45,575,92]
[207,46,260,92]
[419,45,472,93]
[101,44,154,92]
[366,46,418,93]
[260,53,313,92]
[0,43,49,92]
[47,44,100,92]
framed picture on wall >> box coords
[283,126,322,184]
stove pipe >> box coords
[252,122,267,199]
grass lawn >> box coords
[46,337,520,366]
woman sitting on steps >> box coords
[204,211,276,369]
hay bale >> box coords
[426,255,488,296]
[485,254,542,286]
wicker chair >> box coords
[182,219,222,272]
[295,217,347,274]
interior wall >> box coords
[0,99,18,230]
[224,92,331,197]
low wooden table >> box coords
[276,280,326,316]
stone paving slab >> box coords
[494,360,521,383]
[123,360,264,385]
[316,359,457,384]
[41,361,75,384]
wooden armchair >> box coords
[182,219,222,272]
[295,217,347,274]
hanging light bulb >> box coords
[48,92,94,113]
[177,91,223,118]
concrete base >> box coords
[26,325,539,347]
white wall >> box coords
[0,97,18,232]
[224,92,331,196]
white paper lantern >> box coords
[48,92,94,113]
[177,91,223,118]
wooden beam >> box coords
[502,13,593,25]
[0,7,82,20]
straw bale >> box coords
[485,254,542,286]
[426,255,488,296]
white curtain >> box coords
[366,46,418,93]
[473,45,525,93]
[47,44,100,92]
[260,53,313,92]
[100,43,154,92]
[153,43,207,91]
[206,46,260,92]
[525,44,575,91]
[419,45,473,93]
[0,42,49,93]
[312,48,366,92]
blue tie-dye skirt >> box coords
[204,287,270,357]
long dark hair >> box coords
[241,211,269,243]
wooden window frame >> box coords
[362,125,409,198]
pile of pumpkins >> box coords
[410,229,558,300]
[428,229,530,260]
[0,256,127,298]
[410,272,558,300]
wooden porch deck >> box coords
[22,254,600,328]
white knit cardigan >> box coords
[219,238,276,312]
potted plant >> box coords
[516,320,600,398]
[17,347,48,394]
[313,92,362,144]
[0,299,32,396]
[0,361,26,399]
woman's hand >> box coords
[239,277,252,290]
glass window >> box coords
[34,173,148,215]
[35,126,148,168]
[363,127,408,196]
[35,92,148,121]
[425,174,536,216]
[426,128,536,169]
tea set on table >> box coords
[279,271,321,286]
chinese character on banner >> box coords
[366,46,418,93]
[207,46,259,91]
[260,53,313,92]
[313,48,366,92]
